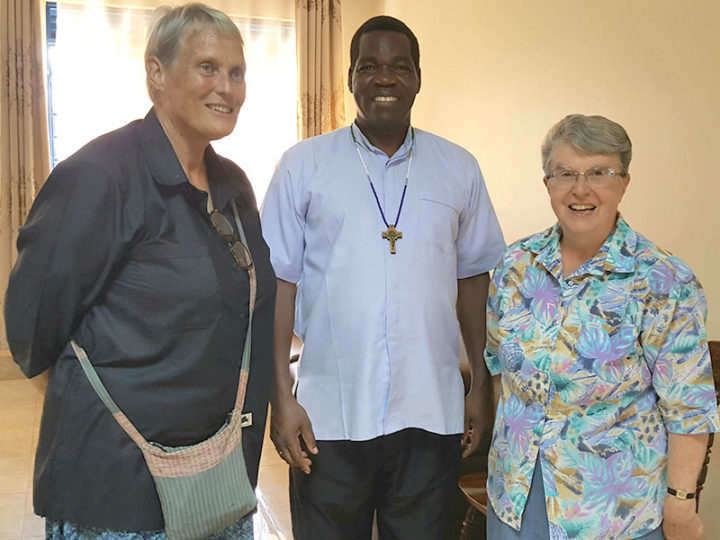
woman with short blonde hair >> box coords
[5,4,275,539]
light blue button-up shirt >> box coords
[261,124,505,440]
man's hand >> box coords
[271,394,318,474]
[462,384,492,458]
[269,279,318,473]
[457,273,493,459]
[663,496,704,540]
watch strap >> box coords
[667,487,696,500]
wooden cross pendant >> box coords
[382,225,403,254]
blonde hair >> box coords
[145,3,243,100]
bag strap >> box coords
[70,340,124,415]
[231,199,254,379]
[69,198,256,443]
[70,340,149,448]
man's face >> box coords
[349,30,420,133]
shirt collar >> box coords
[601,216,637,273]
[350,121,414,162]
[138,108,187,187]
[138,108,249,211]
[522,215,637,280]
[522,226,563,281]
[205,145,253,211]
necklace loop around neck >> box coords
[350,125,415,229]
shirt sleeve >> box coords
[4,158,131,377]
[456,159,505,279]
[484,255,507,376]
[640,257,720,434]
[260,152,306,284]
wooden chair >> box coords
[458,471,488,539]
[457,340,720,538]
[452,363,490,539]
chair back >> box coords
[696,340,720,511]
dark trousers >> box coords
[290,428,461,540]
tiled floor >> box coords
[0,351,292,540]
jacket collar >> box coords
[137,108,249,211]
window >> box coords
[45,2,297,199]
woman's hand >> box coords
[662,496,704,540]
[270,393,318,474]
[663,433,709,539]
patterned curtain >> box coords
[0,0,51,350]
[295,0,345,139]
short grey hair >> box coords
[145,3,243,99]
[541,114,632,176]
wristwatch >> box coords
[667,487,696,500]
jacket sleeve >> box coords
[4,158,133,377]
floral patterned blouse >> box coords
[485,217,720,540]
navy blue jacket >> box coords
[4,110,275,530]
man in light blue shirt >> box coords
[261,15,505,540]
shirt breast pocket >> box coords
[113,244,221,331]
[416,198,459,253]
[580,320,643,385]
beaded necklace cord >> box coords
[350,125,416,254]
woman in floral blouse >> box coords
[485,114,719,540]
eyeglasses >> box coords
[546,166,625,189]
[209,210,253,270]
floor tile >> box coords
[255,490,288,540]
[0,491,26,539]
[21,513,44,538]
[257,417,292,538]
[0,381,39,406]
[0,409,39,438]
[0,437,34,460]
[0,355,24,381]
[0,457,31,495]
[24,484,34,515]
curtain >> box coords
[296,0,345,139]
[0,0,51,350]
